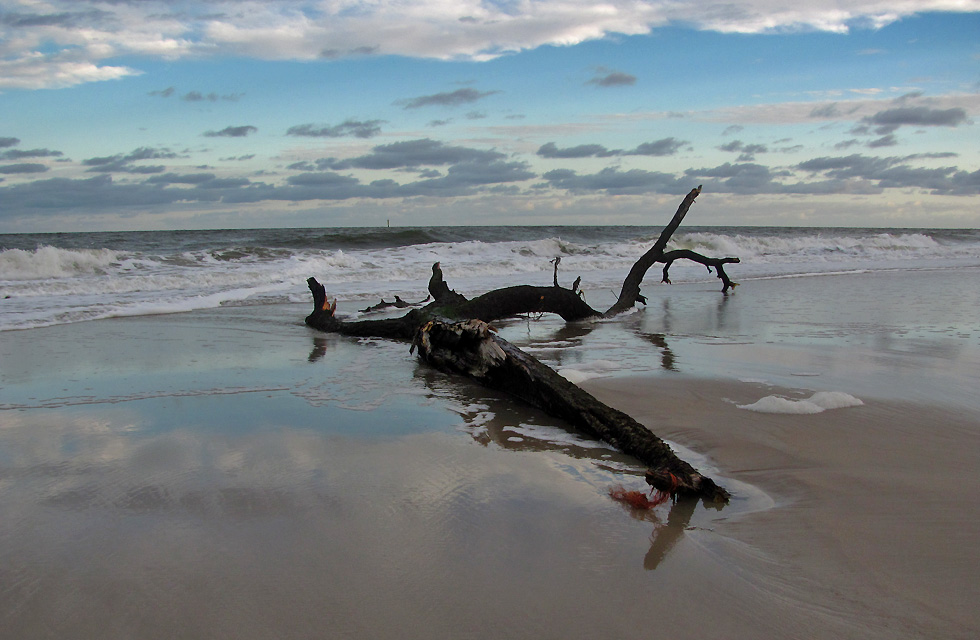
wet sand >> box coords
[2,268,980,639]
[584,376,980,638]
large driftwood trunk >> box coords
[305,187,741,503]
[411,319,730,502]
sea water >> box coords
[3,226,980,331]
[3,227,980,639]
[4,225,979,413]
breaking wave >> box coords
[2,226,978,330]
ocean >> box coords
[3,225,980,638]
[3,225,980,332]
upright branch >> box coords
[605,186,740,316]
[428,262,465,305]
[307,277,424,339]
[550,256,561,287]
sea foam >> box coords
[737,391,864,414]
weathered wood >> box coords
[660,250,740,292]
[428,261,466,305]
[306,277,423,340]
[411,318,729,502]
[603,185,741,313]
[605,186,702,315]
[359,294,431,314]
[306,188,740,334]
[460,285,599,322]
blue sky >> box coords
[1,1,978,231]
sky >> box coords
[1,1,979,232]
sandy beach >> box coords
[2,267,979,639]
[585,376,980,638]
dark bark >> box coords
[359,294,431,314]
[307,277,423,339]
[605,185,740,314]
[660,250,740,292]
[460,285,599,322]
[411,318,729,503]
[428,261,465,305]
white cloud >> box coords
[3,0,980,88]
[0,51,139,90]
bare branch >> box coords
[660,250,740,292]
[605,186,702,315]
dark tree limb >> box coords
[459,285,599,322]
[602,185,739,314]
[359,294,431,314]
[307,277,423,339]
[411,319,729,503]
[660,250,740,292]
[604,186,703,315]
[308,275,601,333]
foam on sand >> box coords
[736,391,864,414]
[558,359,622,383]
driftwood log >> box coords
[305,186,739,503]
[411,318,729,502]
[306,186,738,334]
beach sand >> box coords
[2,268,979,639]
[584,376,980,638]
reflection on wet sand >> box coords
[4,267,977,638]
[413,357,648,471]
[0,309,755,640]
[643,498,697,570]
[641,497,725,571]
[308,335,331,362]
[407,335,739,575]
[633,329,678,371]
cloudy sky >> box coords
[1,1,978,231]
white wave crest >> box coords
[0,246,124,280]
[673,231,958,262]
[4,227,978,330]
